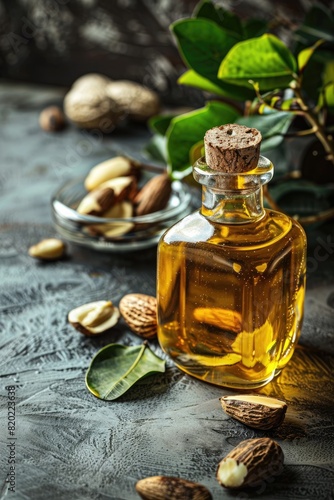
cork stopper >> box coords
[204,124,262,173]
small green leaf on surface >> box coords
[218,34,297,91]
[85,343,166,401]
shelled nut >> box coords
[97,176,138,204]
[76,186,115,216]
[68,300,120,336]
[28,238,66,261]
[84,156,141,192]
[88,201,134,238]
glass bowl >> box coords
[51,170,192,252]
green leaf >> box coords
[298,39,324,73]
[236,111,293,151]
[218,34,298,91]
[178,69,228,96]
[318,61,334,108]
[319,83,334,108]
[269,180,334,217]
[167,100,240,174]
[323,60,334,86]
[171,18,238,81]
[177,70,254,101]
[86,343,166,401]
[144,135,167,164]
[242,18,268,39]
[149,114,175,136]
[171,18,253,100]
[194,0,243,38]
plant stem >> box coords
[292,84,334,164]
[298,207,334,226]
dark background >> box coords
[1,3,334,499]
[1,0,333,105]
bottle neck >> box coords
[193,155,273,225]
[201,185,264,224]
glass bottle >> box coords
[157,154,307,389]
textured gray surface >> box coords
[0,82,334,500]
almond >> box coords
[119,293,157,339]
[135,476,212,500]
[216,437,284,489]
[135,173,172,216]
[220,394,287,430]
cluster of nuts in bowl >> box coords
[76,155,172,239]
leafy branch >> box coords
[147,0,334,225]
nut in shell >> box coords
[119,294,157,339]
[135,173,172,216]
[106,80,160,121]
[63,85,120,130]
[72,73,111,91]
[28,238,66,261]
[135,476,212,500]
[68,300,120,336]
[216,437,284,489]
[39,106,66,132]
[84,156,141,191]
[220,394,287,430]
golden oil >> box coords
[157,156,306,389]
